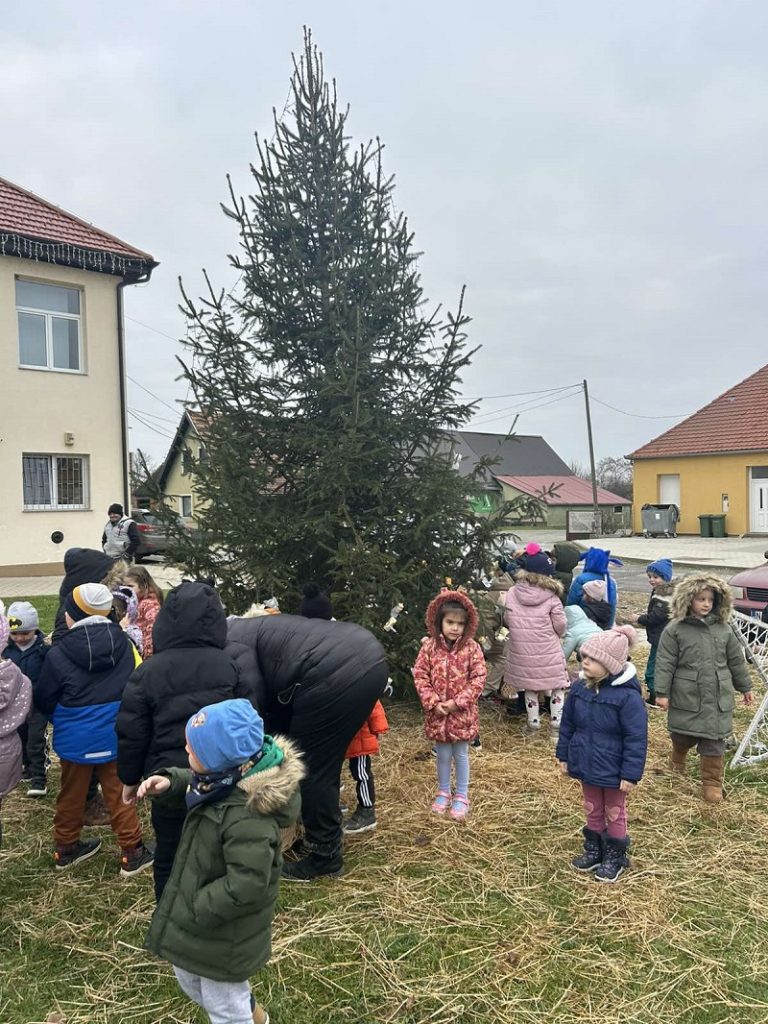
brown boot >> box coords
[83,792,111,827]
[700,755,725,803]
[670,740,690,774]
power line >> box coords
[126,374,181,416]
[130,407,180,426]
[464,384,581,402]
[128,408,176,441]
[470,384,582,426]
[125,315,180,344]
[469,387,582,428]
[591,395,691,420]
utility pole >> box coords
[583,379,600,529]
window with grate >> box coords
[16,279,83,372]
[22,455,90,510]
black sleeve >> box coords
[125,522,141,558]
[116,669,154,785]
[101,530,107,548]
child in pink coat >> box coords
[413,591,486,822]
[503,550,568,732]
[0,603,33,849]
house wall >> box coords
[498,483,629,530]
[0,256,124,574]
[632,453,768,535]
[162,433,207,522]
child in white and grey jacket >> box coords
[0,602,33,848]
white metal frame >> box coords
[16,278,84,374]
[22,453,91,512]
[729,611,768,768]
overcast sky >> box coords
[5,1,768,469]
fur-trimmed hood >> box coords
[513,570,564,601]
[237,735,305,821]
[424,590,479,648]
[670,573,732,623]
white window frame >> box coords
[16,278,84,374]
[180,494,193,517]
[22,454,91,511]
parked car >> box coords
[130,509,194,562]
[729,554,768,619]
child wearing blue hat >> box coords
[629,559,674,708]
[138,699,304,1024]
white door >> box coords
[659,474,681,506]
[751,470,768,533]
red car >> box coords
[729,554,768,619]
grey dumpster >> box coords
[641,503,680,538]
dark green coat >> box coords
[654,573,751,740]
[145,737,303,982]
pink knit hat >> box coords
[583,579,607,601]
[580,625,637,675]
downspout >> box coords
[116,274,150,511]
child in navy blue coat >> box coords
[556,625,647,883]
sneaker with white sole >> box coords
[26,780,48,797]
[120,842,155,879]
[54,837,102,870]
[343,806,376,835]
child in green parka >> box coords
[138,699,304,1024]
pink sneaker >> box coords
[450,796,470,821]
[431,790,451,815]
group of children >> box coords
[0,548,759,1022]
[412,549,754,883]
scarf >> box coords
[185,735,284,809]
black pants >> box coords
[19,710,49,784]
[151,800,187,902]
[287,661,388,858]
[348,755,375,808]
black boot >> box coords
[570,827,603,872]
[282,847,344,882]
[595,836,631,883]
[506,692,526,717]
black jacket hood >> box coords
[62,619,130,672]
[60,548,116,600]
[153,582,227,652]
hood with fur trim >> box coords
[237,735,305,822]
[670,573,732,623]
[424,589,479,648]
[514,569,564,599]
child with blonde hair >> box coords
[0,603,32,846]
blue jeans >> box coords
[436,741,470,799]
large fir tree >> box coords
[173,32,506,677]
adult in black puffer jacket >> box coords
[116,582,257,900]
[227,614,388,881]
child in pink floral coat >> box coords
[413,590,486,821]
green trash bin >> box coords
[698,514,713,537]
[710,514,726,538]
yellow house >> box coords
[157,410,209,523]
[629,362,768,536]
[0,177,156,575]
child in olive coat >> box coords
[654,573,752,803]
[139,699,304,1024]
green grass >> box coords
[3,610,768,1023]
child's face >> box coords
[185,740,207,774]
[647,573,664,590]
[441,610,467,644]
[581,654,607,682]
[10,630,35,645]
[691,588,714,618]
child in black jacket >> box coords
[629,559,674,709]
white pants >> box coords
[173,965,252,1024]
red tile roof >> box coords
[495,475,630,506]
[629,362,768,459]
[0,176,153,260]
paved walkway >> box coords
[0,561,184,599]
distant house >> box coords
[629,363,768,536]
[156,409,209,522]
[0,177,156,575]
[453,431,631,529]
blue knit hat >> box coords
[186,699,264,772]
[647,558,673,582]
[521,551,554,576]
